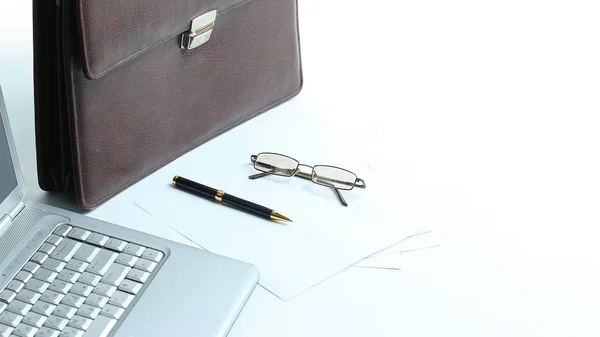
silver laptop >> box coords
[0,86,259,337]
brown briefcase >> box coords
[33,0,303,209]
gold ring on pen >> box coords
[215,190,225,202]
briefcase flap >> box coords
[77,0,247,80]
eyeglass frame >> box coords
[249,152,366,207]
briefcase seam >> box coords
[78,0,252,80]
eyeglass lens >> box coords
[254,153,299,176]
[312,165,357,190]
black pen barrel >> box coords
[173,176,218,200]
[221,193,273,215]
[221,199,272,221]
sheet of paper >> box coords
[354,231,441,270]
[125,101,421,299]
[366,230,441,257]
[85,192,199,247]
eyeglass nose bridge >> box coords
[292,163,315,179]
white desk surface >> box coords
[2,1,600,336]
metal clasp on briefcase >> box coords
[181,10,217,50]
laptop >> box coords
[0,86,259,337]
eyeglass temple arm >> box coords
[248,171,270,180]
[295,171,348,207]
[332,188,348,207]
[307,175,367,189]
[248,161,278,180]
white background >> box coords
[2,0,600,336]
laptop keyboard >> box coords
[0,225,164,337]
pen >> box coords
[172,176,292,223]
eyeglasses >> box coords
[249,152,366,206]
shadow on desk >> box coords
[33,191,89,215]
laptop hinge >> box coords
[0,200,23,236]
[0,214,12,232]
[9,200,25,219]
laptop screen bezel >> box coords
[0,86,26,218]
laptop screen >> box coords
[0,110,18,204]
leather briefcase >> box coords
[33,0,303,209]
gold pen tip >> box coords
[271,211,293,223]
[172,176,179,185]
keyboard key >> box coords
[34,327,60,337]
[92,284,116,298]
[64,261,88,274]
[14,272,32,284]
[59,326,84,337]
[0,303,6,314]
[107,291,133,309]
[141,248,163,262]
[67,229,91,242]
[114,253,137,267]
[61,294,84,308]
[101,264,130,287]
[118,279,142,295]
[0,291,16,304]
[48,280,72,295]
[25,279,49,294]
[43,315,68,330]
[77,273,100,287]
[21,311,46,328]
[86,251,118,276]
[31,301,55,317]
[69,284,92,297]
[51,240,82,262]
[6,281,24,294]
[86,234,109,247]
[52,304,77,320]
[67,315,92,331]
[33,269,58,284]
[46,235,63,246]
[0,323,13,337]
[75,305,100,320]
[42,259,66,273]
[15,290,40,305]
[133,259,157,273]
[122,243,145,257]
[12,322,38,337]
[38,243,56,255]
[53,225,72,237]
[103,239,127,252]
[22,263,40,274]
[72,245,100,264]
[81,315,116,337]
[126,269,149,283]
[57,270,80,284]
[6,301,31,316]
[83,295,108,309]
[31,253,48,265]
[39,291,64,306]
[0,311,22,327]
[99,305,123,319]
